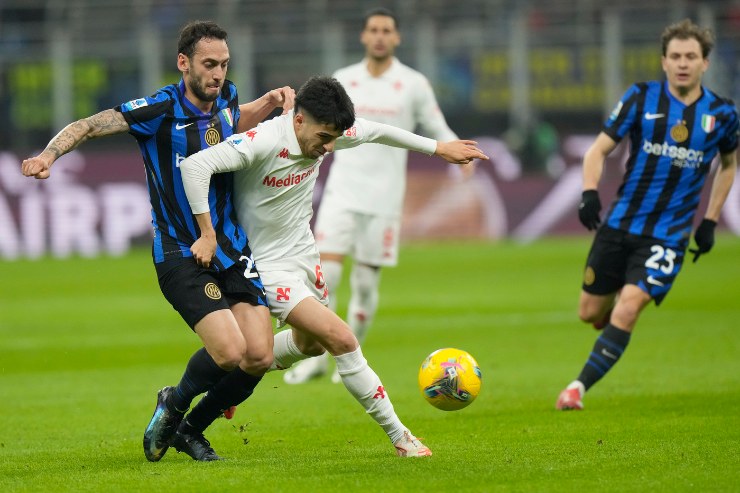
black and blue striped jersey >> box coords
[603,80,739,245]
[116,79,248,269]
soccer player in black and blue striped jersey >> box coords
[21,21,295,459]
[556,19,738,410]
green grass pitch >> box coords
[1,236,739,492]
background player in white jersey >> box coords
[180,76,487,456]
[285,8,465,384]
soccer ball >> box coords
[418,348,482,411]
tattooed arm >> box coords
[21,109,129,179]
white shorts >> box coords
[314,201,400,267]
[258,254,329,324]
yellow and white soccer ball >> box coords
[418,348,482,411]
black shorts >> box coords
[582,227,686,305]
[156,256,268,329]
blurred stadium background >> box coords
[1,0,740,259]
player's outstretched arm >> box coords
[237,86,296,133]
[21,109,128,180]
[433,140,489,165]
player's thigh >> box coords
[315,200,356,256]
[354,214,401,267]
[285,297,357,355]
[611,284,652,330]
[582,227,628,295]
[625,236,685,306]
[230,302,273,364]
[193,309,245,367]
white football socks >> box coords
[270,329,312,371]
[347,263,380,344]
[334,346,407,443]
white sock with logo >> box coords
[334,346,406,443]
[347,264,381,344]
[270,329,311,371]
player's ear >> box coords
[177,53,190,73]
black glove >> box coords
[688,219,717,263]
[578,190,602,230]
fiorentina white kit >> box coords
[315,58,457,265]
[181,111,436,322]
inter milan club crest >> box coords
[205,127,221,146]
[670,120,689,143]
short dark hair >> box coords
[294,76,355,132]
[177,20,228,59]
[661,18,714,58]
[363,7,398,30]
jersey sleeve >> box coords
[719,103,739,155]
[413,76,458,141]
[335,117,437,155]
[602,83,642,142]
[180,141,245,214]
[115,90,172,138]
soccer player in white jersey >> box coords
[180,76,487,457]
[285,8,463,384]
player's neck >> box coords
[668,83,703,106]
[183,90,214,114]
[366,56,393,77]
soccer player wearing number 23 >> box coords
[556,19,738,410]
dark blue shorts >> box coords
[582,227,686,305]
[155,256,268,329]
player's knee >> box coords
[212,349,243,371]
[242,351,274,374]
[612,305,640,330]
[324,325,358,355]
[208,339,246,370]
[578,305,600,324]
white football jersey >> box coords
[180,112,436,268]
[325,58,458,217]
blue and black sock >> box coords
[181,368,263,434]
[577,323,631,391]
[168,348,229,413]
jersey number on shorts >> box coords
[645,245,677,275]
[239,255,259,279]
[315,264,325,289]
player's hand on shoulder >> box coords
[578,190,602,230]
[267,86,296,114]
[436,140,489,165]
[688,218,717,263]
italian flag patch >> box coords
[221,108,234,128]
[701,114,716,133]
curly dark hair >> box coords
[661,19,714,58]
[177,20,228,59]
[294,76,355,132]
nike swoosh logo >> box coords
[645,113,665,120]
[647,275,665,287]
[175,122,194,130]
[601,348,618,360]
